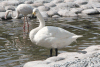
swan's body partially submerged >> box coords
[29,8,82,56]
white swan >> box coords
[5,4,33,32]
[29,8,82,57]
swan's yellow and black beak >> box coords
[32,12,36,16]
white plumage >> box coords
[5,4,33,32]
[29,8,82,56]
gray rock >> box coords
[80,4,93,10]
[31,3,43,7]
[24,1,33,4]
[44,3,56,7]
[1,1,19,6]
[89,0,100,3]
[0,6,6,12]
[64,0,75,3]
[58,10,77,17]
[82,9,100,15]
[40,11,48,17]
[57,2,79,10]
[74,0,88,5]
[5,6,15,11]
[47,10,58,17]
[51,0,63,4]
[34,0,48,3]
[38,6,50,11]
[70,8,83,14]
[52,15,60,18]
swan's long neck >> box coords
[5,10,19,19]
[29,11,45,42]
[37,12,45,28]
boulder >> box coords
[0,6,6,12]
[31,3,43,7]
[24,1,33,4]
[82,9,100,15]
[47,10,58,17]
[74,0,88,5]
[44,3,56,7]
[38,6,50,11]
[64,0,75,3]
[5,6,15,11]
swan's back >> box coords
[33,26,80,49]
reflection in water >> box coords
[0,16,100,66]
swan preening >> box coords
[5,4,33,32]
[29,8,82,57]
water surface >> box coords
[0,15,100,67]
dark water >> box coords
[0,15,100,67]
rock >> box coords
[89,0,100,3]
[82,9,100,15]
[24,1,33,4]
[47,10,58,17]
[34,0,48,3]
[56,2,79,10]
[58,10,77,17]
[45,57,65,62]
[44,2,56,7]
[74,0,88,5]
[51,0,63,4]
[52,15,60,18]
[23,45,100,67]
[31,3,43,7]
[40,11,48,17]
[80,4,93,10]
[70,8,83,14]
[1,1,19,6]
[0,6,6,12]
[38,6,50,11]
[5,6,15,11]
[64,0,75,3]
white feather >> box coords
[29,8,82,49]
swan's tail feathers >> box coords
[72,35,83,38]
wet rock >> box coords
[38,6,50,11]
[5,6,15,11]
[52,15,60,18]
[82,9,100,15]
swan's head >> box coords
[32,8,39,16]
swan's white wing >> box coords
[34,26,76,48]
